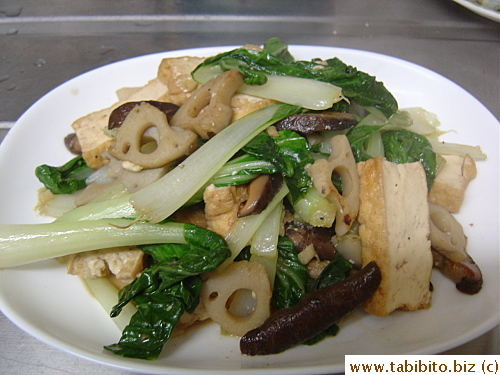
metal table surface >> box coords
[0,1,498,374]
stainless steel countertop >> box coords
[0,1,498,373]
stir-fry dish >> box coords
[0,38,487,360]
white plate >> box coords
[0,46,498,375]
[452,0,500,21]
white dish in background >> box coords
[452,0,500,21]
[0,45,498,375]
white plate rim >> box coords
[0,44,498,375]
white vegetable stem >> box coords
[249,201,283,288]
[293,187,337,228]
[55,194,135,222]
[427,138,487,161]
[130,104,296,223]
[194,66,343,110]
[0,219,186,268]
[82,277,137,332]
[220,184,289,270]
[240,75,343,110]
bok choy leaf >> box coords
[381,129,437,189]
[192,38,397,117]
[105,223,230,359]
[35,155,93,194]
[243,129,314,204]
[272,236,308,310]
[104,276,202,360]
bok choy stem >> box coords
[220,183,289,270]
[55,194,135,222]
[194,65,343,110]
[83,277,138,332]
[0,219,187,267]
[249,201,283,288]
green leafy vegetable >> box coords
[105,276,201,360]
[243,129,314,203]
[192,38,398,117]
[184,154,278,206]
[210,154,277,186]
[324,58,398,118]
[35,155,93,194]
[347,125,437,188]
[311,253,353,290]
[273,130,315,202]
[272,236,308,310]
[111,224,231,316]
[105,223,231,360]
[242,129,338,227]
[262,37,295,63]
[346,124,387,162]
[382,129,437,189]
[272,241,353,346]
[303,325,340,346]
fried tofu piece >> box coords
[157,56,204,106]
[357,156,433,317]
[428,154,477,213]
[231,94,277,122]
[67,246,145,284]
[71,108,114,169]
[203,184,248,238]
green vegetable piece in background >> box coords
[311,253,353,291]
[243,129,314,204]
[272,236,308,310]
[105,224,231,360]
[104,276,201,360]
[273,130,315,203]
[324,58,398,118]
[382,129,437,189]
[35,155,93,194]
[262,37,295,62]
[346,124,387,162]
[346,124,437,189]
[193,37,398,117]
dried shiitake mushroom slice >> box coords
[107,102,197,169]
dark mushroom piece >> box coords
[64,132,82,155]
[240,261,381,356]
[238,173,283,217]
[427,202,482,294]
[273,112,357,134]
[431,248,483,295]
[108,101,179,130]
[284,221,337,261]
